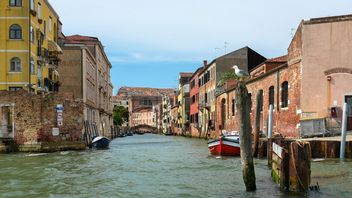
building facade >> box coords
[216,15,352,138]
[59,35,113,137]
[177,73,192,135]
[0,0,62,93]
[189,66,204,137]
[162,94,175,134]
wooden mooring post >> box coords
[235,82,256,191]
[271,140,311,193]
[253,90,263,157]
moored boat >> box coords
[208,134,240,156]
[92,136,110,149]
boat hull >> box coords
[208,136,240,156]
[92,136,110,149]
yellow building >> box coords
[177,73,192,132]
[0,0,62,93]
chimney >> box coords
[203,60,208,67]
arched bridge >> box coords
[130,124,157,134]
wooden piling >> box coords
[289,141,311,192]
[235,82,256,191]
[253,90,263,157]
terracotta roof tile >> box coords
[116,87,176,98]
[266,55,287,63]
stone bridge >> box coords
[130,124,157,133]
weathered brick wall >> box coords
[215,62,302,138]
[0,90,84,146]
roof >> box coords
[116,87,176,98]
[199,46,266,74]
[249,55,287,73]
[190,66,204,79]
[180,72,193,78]
[266,55,287,63]
[64,35,99,45]
[304,14,352,25]
[112,94,128,101]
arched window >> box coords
[9,0,22,7]
[9,24,22,39]
[281,81,289,108]
[269,86,275,107]
[10,57,21,72]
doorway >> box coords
[346,95,352,131]
[0,105,14,139]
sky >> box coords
[49,0,352,94]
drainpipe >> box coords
[28,4,31,92]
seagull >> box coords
[233,65,249,80]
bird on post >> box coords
[233,65,250,81]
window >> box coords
[9,24,22,39]
[269,86,274,108]
[30,0,34,10]
[30,58,35,75]
[205,93,208,104]
[43,20,46,38]
[192,95,196,104]
[9,0,22,7]
[10,57,21,72]
[37,3,41,19]
[37,64,42,87]
[248,93,252,111]
[232,99,235,116]
[49,17,52,32]
[30,26,34,43]
[281,81,289,108]
[9,87,22,91]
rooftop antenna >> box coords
[290,28,295,38]
[224,41,230,54]
[214,47,221,58]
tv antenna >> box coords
[224,42,230,54]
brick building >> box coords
[59,35,113,137]
[216,14,352,138]
[189,66,204,137]
[0,90,85,152]
[198,47,266,138]
[115,87,174,129]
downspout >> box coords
[276,69,280,132]
[28,2,31,92]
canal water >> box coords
[1,134,352,198]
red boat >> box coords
[208,135,240,156]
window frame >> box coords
[269,86,275,108]
[10,57,22,72]
[9,24,22,40]
[281,81,289,108]
[9,0,22,7]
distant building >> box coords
[115,87,175,130]
[162,93,176,134]
[189,65,205,137]
[59,35,113,137]
[177,73,193,135]
[131,107,154,127]
[198,47,266,138]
